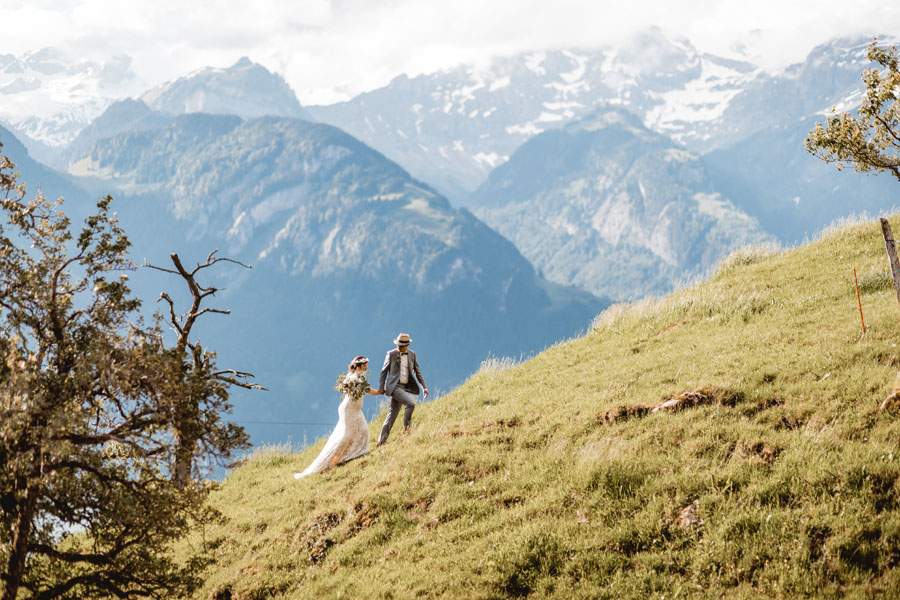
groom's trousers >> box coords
[378,387,417,443]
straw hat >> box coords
[393,332,412,346]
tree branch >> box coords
[191,249,252,276]
[156,292,184,337]
[213,371,268,391]
[143,262,180,276]
[194,307,231,318]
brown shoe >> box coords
[403,425,410,434]
[376,440,383,447]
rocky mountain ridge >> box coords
[140,57,313,122]
[469,105,773,299]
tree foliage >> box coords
[805,39,900,181]
[0,145,250,599]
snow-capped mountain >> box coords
[307,31,886,204]
[307,29,762,202]
[0,51,312,162]
[140,57,312,121]
[0,48,144,150]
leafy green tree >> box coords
[806,39,900,180]
[0,145,250,599]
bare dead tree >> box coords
[147,250,266,488]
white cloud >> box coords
[1,0,898,105]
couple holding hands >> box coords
[294,333,427,479]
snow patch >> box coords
[473,151,506,168]
[644,56,758,134]
[536,111,565,123]
[543,100,583,110]
[546,77,591,96]
[820,89,864,115]
[321,224,341,256]
[452,80,485,103]
[489,76,511,92]
[505,122,541,136]
[559,50,588,83]
[523,52,547,75]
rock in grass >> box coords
[677,502,702,529]
[880,389,900,412]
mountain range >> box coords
[3,30,898,446]
[308,32,897,243]
[56,110,604,446]
[308,30,762,201]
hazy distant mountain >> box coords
[307,29,760,201]
[0,51,311,164]
[140,57,313,122]
[66,114,605,445]
[308,33,892,211]
[700,38,900,242]
[708,38,876,155]
[468,106,773,300]
[0,49,143,150]
[705,116,900,242]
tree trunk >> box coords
[173,400,199,490]
[173,435,194,490]
[3,484,37,600]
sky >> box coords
[2,0,899,105]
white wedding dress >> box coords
[294,372,370,479]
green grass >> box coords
[179,215,900,599]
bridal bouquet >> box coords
[334,370,370,399]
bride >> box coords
[294,355,381,479]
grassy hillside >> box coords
[182,216,900,599]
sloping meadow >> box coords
[182,216,900,599]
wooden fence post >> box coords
[879,218,900,306]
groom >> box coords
[377,332,428,445]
